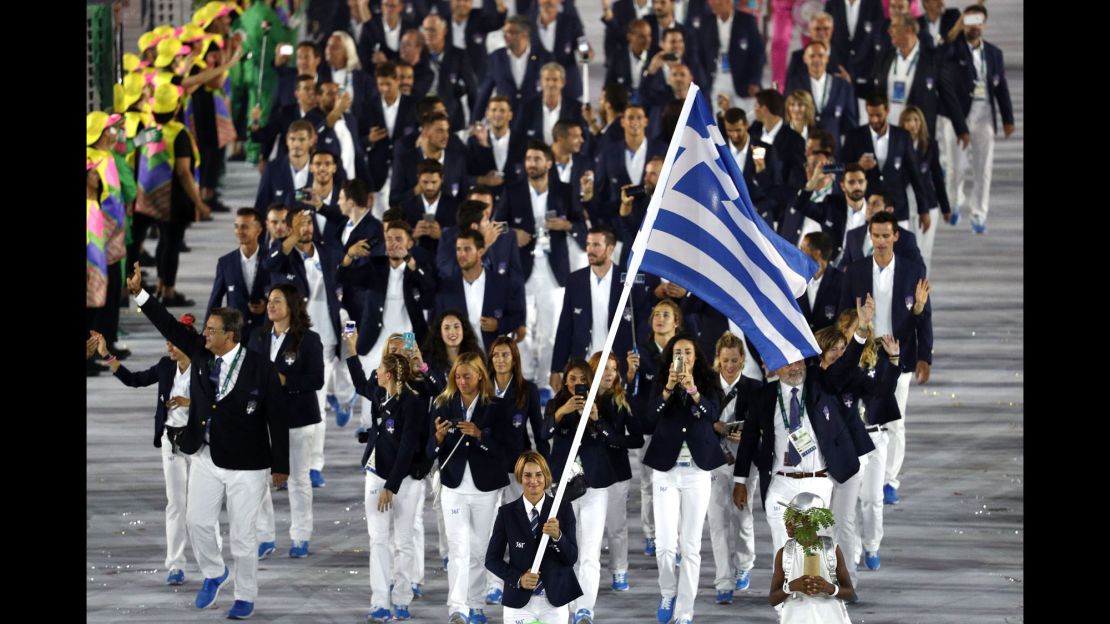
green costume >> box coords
[233,0,295,163]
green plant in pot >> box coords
[783,492,836,577]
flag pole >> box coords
[529,84,705,573]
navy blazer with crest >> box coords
[748,121,807,200]
[435,227,525,284]
[429,394,512,491]
[400,191,460,256]
[466,129,529,193]
[493,179,587,287]
[246,328,324,429]
[485,493,582,609]
[834,337,903,427]
[498,378,549,470]
[840,123,929,221]
[943,35,1014,133]
[825,0,886,94]
[208,248,272,345]
[136,292,290,473]
[837,224,924,272]
[687,8,763,99]
[542,391,623,489]
[349,363,426,493]
[389,144,470,209]
[364,93,419,193]
[593,138,667,224]
[782,72,858,154]
[434,267,527,352]
[336,254,437,356]
[529,11,587,104]
[473,46,553,122]
[796,266,844,332]
[870,42,968,138]
[112,356,180,448]
[917,8,962,53]
[262,238,345,358]
[642,383,726,472]
[838,252,933,371]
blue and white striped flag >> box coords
[627,84,820,371]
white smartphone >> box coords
[278,44,294,56]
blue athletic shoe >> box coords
[336,396,354,427]
[864,550,881,570]
[194,566,229,609]
[735,568,751,591]
[883,484,899,505]
[310,469,326,488]
[675,553,681,567]
[468,608,488,624]
[326,394,341,414]
[971,221,986,234]
[367,606,393,623]
[393,605,411,620]
[611,571,629,591]
[227,600,254,619]
[257,541,276,560]
[443,557,449,571]
[166,568,185,586]
[850,591,861,604]
[485,587,502,604]
[948,208,960,226]
[411,583,423,598]
[716,589,734,604]
[656,595,675,623]
[573,608,594,623]
[289,540,310,558]
[277,480,288,490]
[538,387,554,408]
[447,612,468,624]
[644,537,656,556]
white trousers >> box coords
[257,425,314,543]
[186,445,269,602]
[942,101,996,225]
[410,471,438,585]
[638,439,655,540]
[488,481,527,592]
[520,258,564,388]
[708,463,758,590]
[359,334,386,429]
[604,479,631,575]
[161,431,192,570]
[570,487,608,614]
[313,344,352,472]
[652,465,711,622]
[366,471,424,608]
[441,487,500,615]
[907,202,941,272]
[710,71,753,117]
[831,460,866,586]
[502,593,570,624]
[765,474,834,557]
[886,371,912,489]
[859,429,889,554]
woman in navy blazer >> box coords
[900,105,950,269]
[430,352,511,624]
[541,359,621,623]
[485,450,582,624]
[415,309,485,399]
[94,316,200,586]
[643,333,724,624]
[248,283,325,560]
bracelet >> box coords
[687,385,698,395]
[104,355,117,364]
[831,584,841,597]
[418,362,429,374]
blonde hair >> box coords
[786,89,817,130]
[514,450,552,488]
[329,30,361,70]
[713,331,746,372]
[379,352,415,395]
[651,299,683,333]
[434,351,494,407]
[588,351,631,413]
[900,105,930,151]
[834,309,878,369]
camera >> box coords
[821,163,845,174]
[672,354,685,374]
[661,53,679,62]
[278,44,294,56]
[625,185,646,198]
[295,188,313,202]
[574,384,589,399]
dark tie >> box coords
[209,357,223,392]
[530,508,544,594]
[786,387,802,466]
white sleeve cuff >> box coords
[134,289,150,306]
[734,476,748,485]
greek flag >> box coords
[627,85,820,371]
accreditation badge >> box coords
[788,429,817,458]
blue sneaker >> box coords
[166,568,185,586]
[971,221,986,234]
[883,484,899,505]
[485,587,503,604]
[675,553,681,567]
[326,394,341,414]
[612,571,629,591]
[468,608,488,624]
[227,600,254,619]
[447,612,468,624]
[257,541,276,560]
[194,566,229,609]
[393,605,411,620]
[948,208,960,226]
[336,397,353,427]
[644,537,656,556]
[411,583,423,598]
[735,568,751,591]
[716,589,734,604]
[850,591,861,604]
[864,550,881,570]
[310,469,326,488]
[367,606,393,623]
[656,595,675,623]
[538,387,554,408]
[277,480,288,490]
[289,540,310,558]
[573,608,594,623]
[443,556,449,571]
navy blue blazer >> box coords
[485,494,582,609]
[400,192,460,256]
[325,65,377,131]
[796,268,844,332]
[542,391,623,489]
[473,46,553,121]
[262,239,344,357]
[136,293,289,473]
[350,364,425,492]
[389,144,469,209]
[254,153,306,212]
[112,356,180,447]
[871,43,968,138]
[529,12,586,104]
[603,48,652,105]
[688,8,764,99]
[246,328,325,428]
[435,227,525,283]
[207,249,272,344]
[782,73,858,153]
[913,137,951,215]
[494,179,586,287]
[250,104,327,163]
[626,339,664,435]
[593,138,667,224]
[840,124,929,221]
[364,94,419,192]
[513,96,588,146]
[337,254,436,355]
[452,9,506,78]
[498,379,549,470]
[838,253,933,370]
[272,65,333,112]
[434,268,526,352]
[784,47,847,102]
[601,394,642,482]
[834,338,902,426]
[419,45,479,129]
[825,0,885,93]
[748,121,807,199]
[733,366,875,484]
[837,224,924,272]
[943,36,1014,133]
[356,14,417,68]
[917,9,961,52]
[430,395,512,491]
[466,130,529,191]
[601,0,651,61]
[642,383,725,472]
[314,110,373,186]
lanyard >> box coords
[894,47,920,78]
[216,346,244,399]
[776,383,807,430]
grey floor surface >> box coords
[89,1,1023,622]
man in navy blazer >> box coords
[357,0,416,67]
[434,229,527,352]
[389,112,469,208]
[825,0,886,100]
[514,65,588,146]
[208,209,272,345]
[419,14,479,130]
[604,19,654,106]
[272,43,333,112]
[315,81,373,186]
[593,103,667,225]
[249,75,326,166]
[530,0,588,105]
[363,63,419,194]
[436,197,525,283]
[126,267,289,618]
[689,0,764,108]
[468,96,529,196]
[784,12,847,98]
[447,0,507,78]
[720,107,783,226]
[784,42,858,154]
[797,231,844,332]
[601,0,654,63]
[255,120,317,213]
[918,0,961,51]
[473,16,553,122]
[749,89,808,202]
[399,158,460,256]
[838,211,932,504]
[838,192,925,271]
[840,94,930,228]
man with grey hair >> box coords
[473,15,553,120]
[422,13,479,130]
[517,63,588,146]
[784,12,849,97]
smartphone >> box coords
[492,220,508,232]
[574,384,589,399]
[963,13,984,26]
[625,184,646,198]
[752,146,767,160]
[672,354,685,374]
[821,163,845,174]
[278,44,294,56]
[402,331,415,352]
[544,209,558,221]
[423,212,437,222]
[661,52,679,62]
[344,320,357,335]
[728,420,745,433]
[295,188,313,202]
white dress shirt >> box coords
[333,116,357,181]
[810,72,830,112]
[291,160,310,189]
[589,264,614,356]
[555,157,573,184]
[342,210,367,245]
[629,49,648,90]
[887,40,920,123]
[760,118,783,146]
[451,16,468,50]
[302,247,336,347]
[454,394,482,493]
[771,382,826,475]
[509,45,531,90]
[166,364,191,427]
[381,95,401,137]
[240,247,259,295]
[213,343,245,402]
[730,135,749,174]
[968,41,987,99]
[383,18,402,52]
[382,262,413,334]
[490,129,511,173]
[537,18,557,53]
[806,273,823,310]
[542,100,561,145]
[463,268,487,340]
[870,125,890,169]
[269,329,286,362]
[872,255,896,338]
[717,12,733,64]
[625,139,648,186]
[845,0,862,40]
